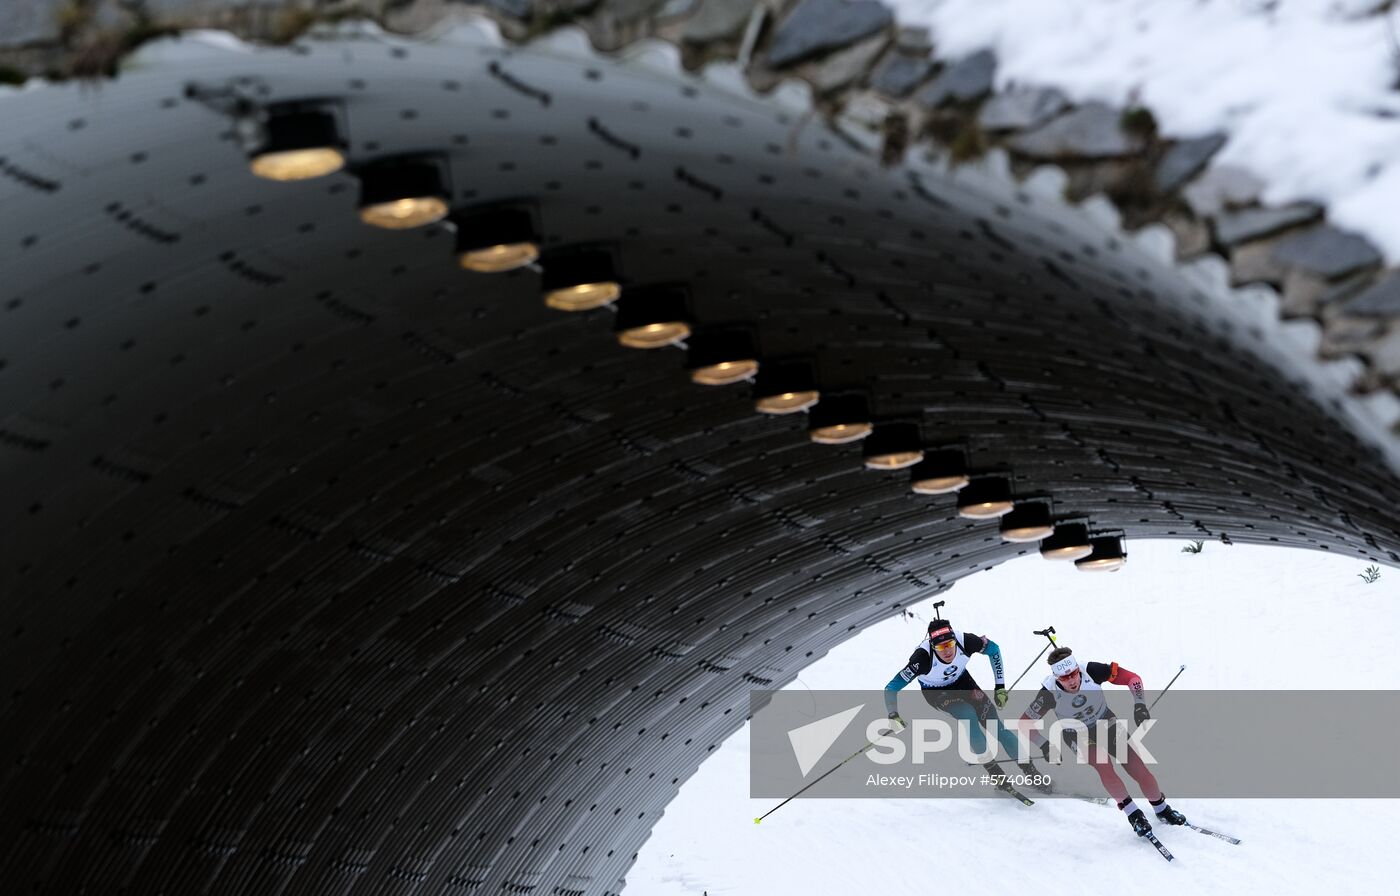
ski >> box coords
[1185,823,1241,845]
[1143,831,1174,862]
[1055,790,1112,806]
[991,781,1035,806]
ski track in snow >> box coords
[629,542,1400,893]
[889,0,1400,262]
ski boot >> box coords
[1152,799,1188,826]
[1018,761,1054,794]
[1126,808,1153,838]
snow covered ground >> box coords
[629,541,1400,893]
[889,0,1400,261]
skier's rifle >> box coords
[1148,664,1187,712]
[1008,626,1057,690]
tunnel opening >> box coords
[633,539,1400,892]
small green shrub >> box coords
[1120,105,1158,140]
[948,121,988,164]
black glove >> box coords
[1134,703,1150,726]
[1042,730,1077,761]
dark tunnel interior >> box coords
[2,25,1399,895]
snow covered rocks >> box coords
[1007,102,1149,160]
[5,0,1400,417]
[765,0,894,68]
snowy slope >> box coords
[889,0,1400,261]
[629,541,1400,893]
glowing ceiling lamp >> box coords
[862,422,924,470]
[909,449,970,495]
[248,103,345,182]
[541,247,622,311]
[1039,522,1094,561]
[999,502,1055,543]
[753,359,819,415]
[956,477,1015,520]
[1075,535,1127,572]
[453,205,539,273]
[808,394,872,445]
[686,329,759,385]
[356,156,450,229]
[614,285,691,349]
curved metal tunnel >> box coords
[2,28,1397,895]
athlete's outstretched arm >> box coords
[883,647,932,715]
[981,639,1006,687]
[1088,661,1148,713]
[883,669,911,715]
[1020,688,1055,748]
[1111,663,1150,726]
[1109,663,1146,702]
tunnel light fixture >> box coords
[541,247,622,311]
[909,449,970,495]
[862,422,924,470]
[808,393,873,444]
[956,477,1015,519]
[1039,522,1094,561]
[1075,535,1127,572]
[248,102,346,181]
[753,359,819,415]
[356,155,450,229]
[453,205,540,273]
[686,329,759,385]
[614,284,692,349]
[999,502,1055,543]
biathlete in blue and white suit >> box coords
[883,618,1046,787]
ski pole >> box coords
[754,721,904,824]
[1148,664,1187,712]
[1008,626,1057,690]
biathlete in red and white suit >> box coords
[1020,646,1189,838]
